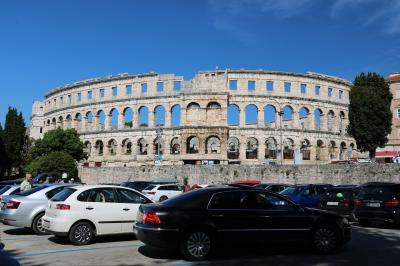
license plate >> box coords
[327,202,339,206]
[366,202,380,207]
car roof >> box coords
[66,184,142,192]
[362,182,400,187]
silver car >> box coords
[0,184,76,234]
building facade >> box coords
[30,70,357,166]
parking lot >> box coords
[0,223,399,266]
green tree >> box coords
[0,123,9,177]
[2,107,27,174]
[348,72,393,159]
[29,128,87,162]
[25,151,78,179]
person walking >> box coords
[20,173,33,191]
[182,178,191,192]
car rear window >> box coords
[144,185,156,191]
[358,186,397,201]
[281,186,305,196]
[51,188,77,202]
[0,186,11,194]
[16,185,48,196]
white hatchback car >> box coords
[142,184,183,202]
[42,185,152,245]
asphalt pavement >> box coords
[0,223,399,266]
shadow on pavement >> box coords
[3,228,35,236]
[48,233,137,245]
[0,249,48,266]
[139,226,400,266]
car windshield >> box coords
[0,186,11,195]
[16,185,48,196]
[51,188,77,202]
[254,184,269,189]
[280,186,306,196]
[143,185,156,191]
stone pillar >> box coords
[320,113,326,131]
[118,112,125,130]
[148,108,155,128]
[239,106,246,126]
[308,111,314,131]
[93,115,99,131]
[258,105,264,127]
[293,110,300,129]
[105,115,112,131]
[239,136,247,161]
[165,107,171,127]
[132,106,138,129]
[82,117,88,132]
[258,140,264,161]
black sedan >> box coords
[134,185,351,261]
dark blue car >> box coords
[280,184,333,208]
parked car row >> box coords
[1,180,398,261]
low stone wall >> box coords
[78,164,400,185]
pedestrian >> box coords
[20,173,33,191]
[59,173,68,183]
[44,176,51,184]
[182,178,190,192]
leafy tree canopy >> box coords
[348,72,392,158]
[25,151,77,179]
[29,128,87,162]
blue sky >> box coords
[1,0,399,126]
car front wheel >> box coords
[159,196,168,202]
[69,222,95,245]
[180,230,212,261]
[312,226,340,253]
[32,213,48,235]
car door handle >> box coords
[259,216,271,218]
[123,208,130,211]
[212,214,224,218]
[86,207,94,210]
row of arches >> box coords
[44,101,347,134]
[84,136,355,161]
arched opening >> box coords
[170,137,180,155]
[58,116,64,128]
[186,136,199,154]
[123,107,133,128]
[86,111,94,124]
[108,139,117,155]
[246,137,258,159]
[329,141,336,160]
[339,111,345,133]
[300,139,311,160]
[154,105,166,126]
[245,104,258,125]
[171,105,181,127]
[97,110,105,130]
[122,138,132,155]
[283,138,294,160]
[110,108,119,130]
[265,137,277,159]
[299,107,310,130]
[187,102,200,109]
[282,105,293,122]
[349,143,355,159]
[206,136,221,154]
[207,102,221,109]
[51,118,56,129]
[138,106,149,127]
[84,141,92,156]
[66,115,72,129]
[153,138,164,157]
[75,113,82,131]
[316,140,324,161]
[327,110,335,131]
[314,108,323,130]
[95,140,104,156]
[227,137,240,159]
[138,138,148,155]
[264,105,276,128]
[227,104,239,126]
[340,141,347,160]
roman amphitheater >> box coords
[30,70,359,167]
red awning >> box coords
[233,180,261,185]
[375,151,400,158]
